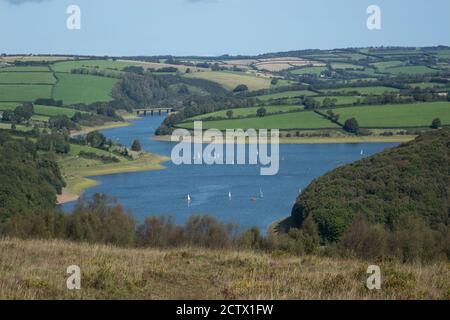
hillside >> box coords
[0,238,448,300]
[291,128,450,243]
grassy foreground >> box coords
[0,238,448,299]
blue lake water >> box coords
[63,116,398,231]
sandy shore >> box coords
[70,121,131,138]
[56,191,80,205]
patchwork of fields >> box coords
[0,59,121,107]
[0,50,449,138]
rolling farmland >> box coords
[53,73,118,105]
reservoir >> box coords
[63,115,398,231]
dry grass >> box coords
[0,238,448,300]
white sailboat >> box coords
[187,194,191,202]
[360,149,364,155]
[228,191,232,200]
[259,188,264,198]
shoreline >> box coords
[58,153,170,205]
[70,121,132,138]
[56,191,80,205]
[153,134,416,144]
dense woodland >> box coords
[291,128,450,261]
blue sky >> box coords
[1,0,449,56]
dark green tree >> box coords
[131,139,142,152]
[86,131,107,149]
[233,84,249,93]
[256,107,267,117]
[343,118,360,134]
[431,118,441,129]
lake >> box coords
[63,115,398,232]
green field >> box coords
[324,86,399,95]
[345,68,378,77]
[314,95,361,105]
[53,73,118,105]
[52,59,132,73]
[0,72,56,84]
[331,63,364,70]
[387,65,439,75]
[339,53,368,60]
[179,111,338,130]
[257,90,316,101]
[31,114,50,122]
[271,79,297,88]
[370,60,405,72]
[0,84,52,101]
[0,102,84,117]
[409,82,447,89]
[184,71,272,91]
[33,104,84,117]
[0,102,20,111]
[187,105,304,120]
[290,66,327,76]
[327,102,450,128]
[0,123,31,131]
[0,66,51,72]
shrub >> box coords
[343,118,360,134]
[431,118,441,129]
[131,139,142,152]
[233,84,249,93]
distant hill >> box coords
[291,128,450,242]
